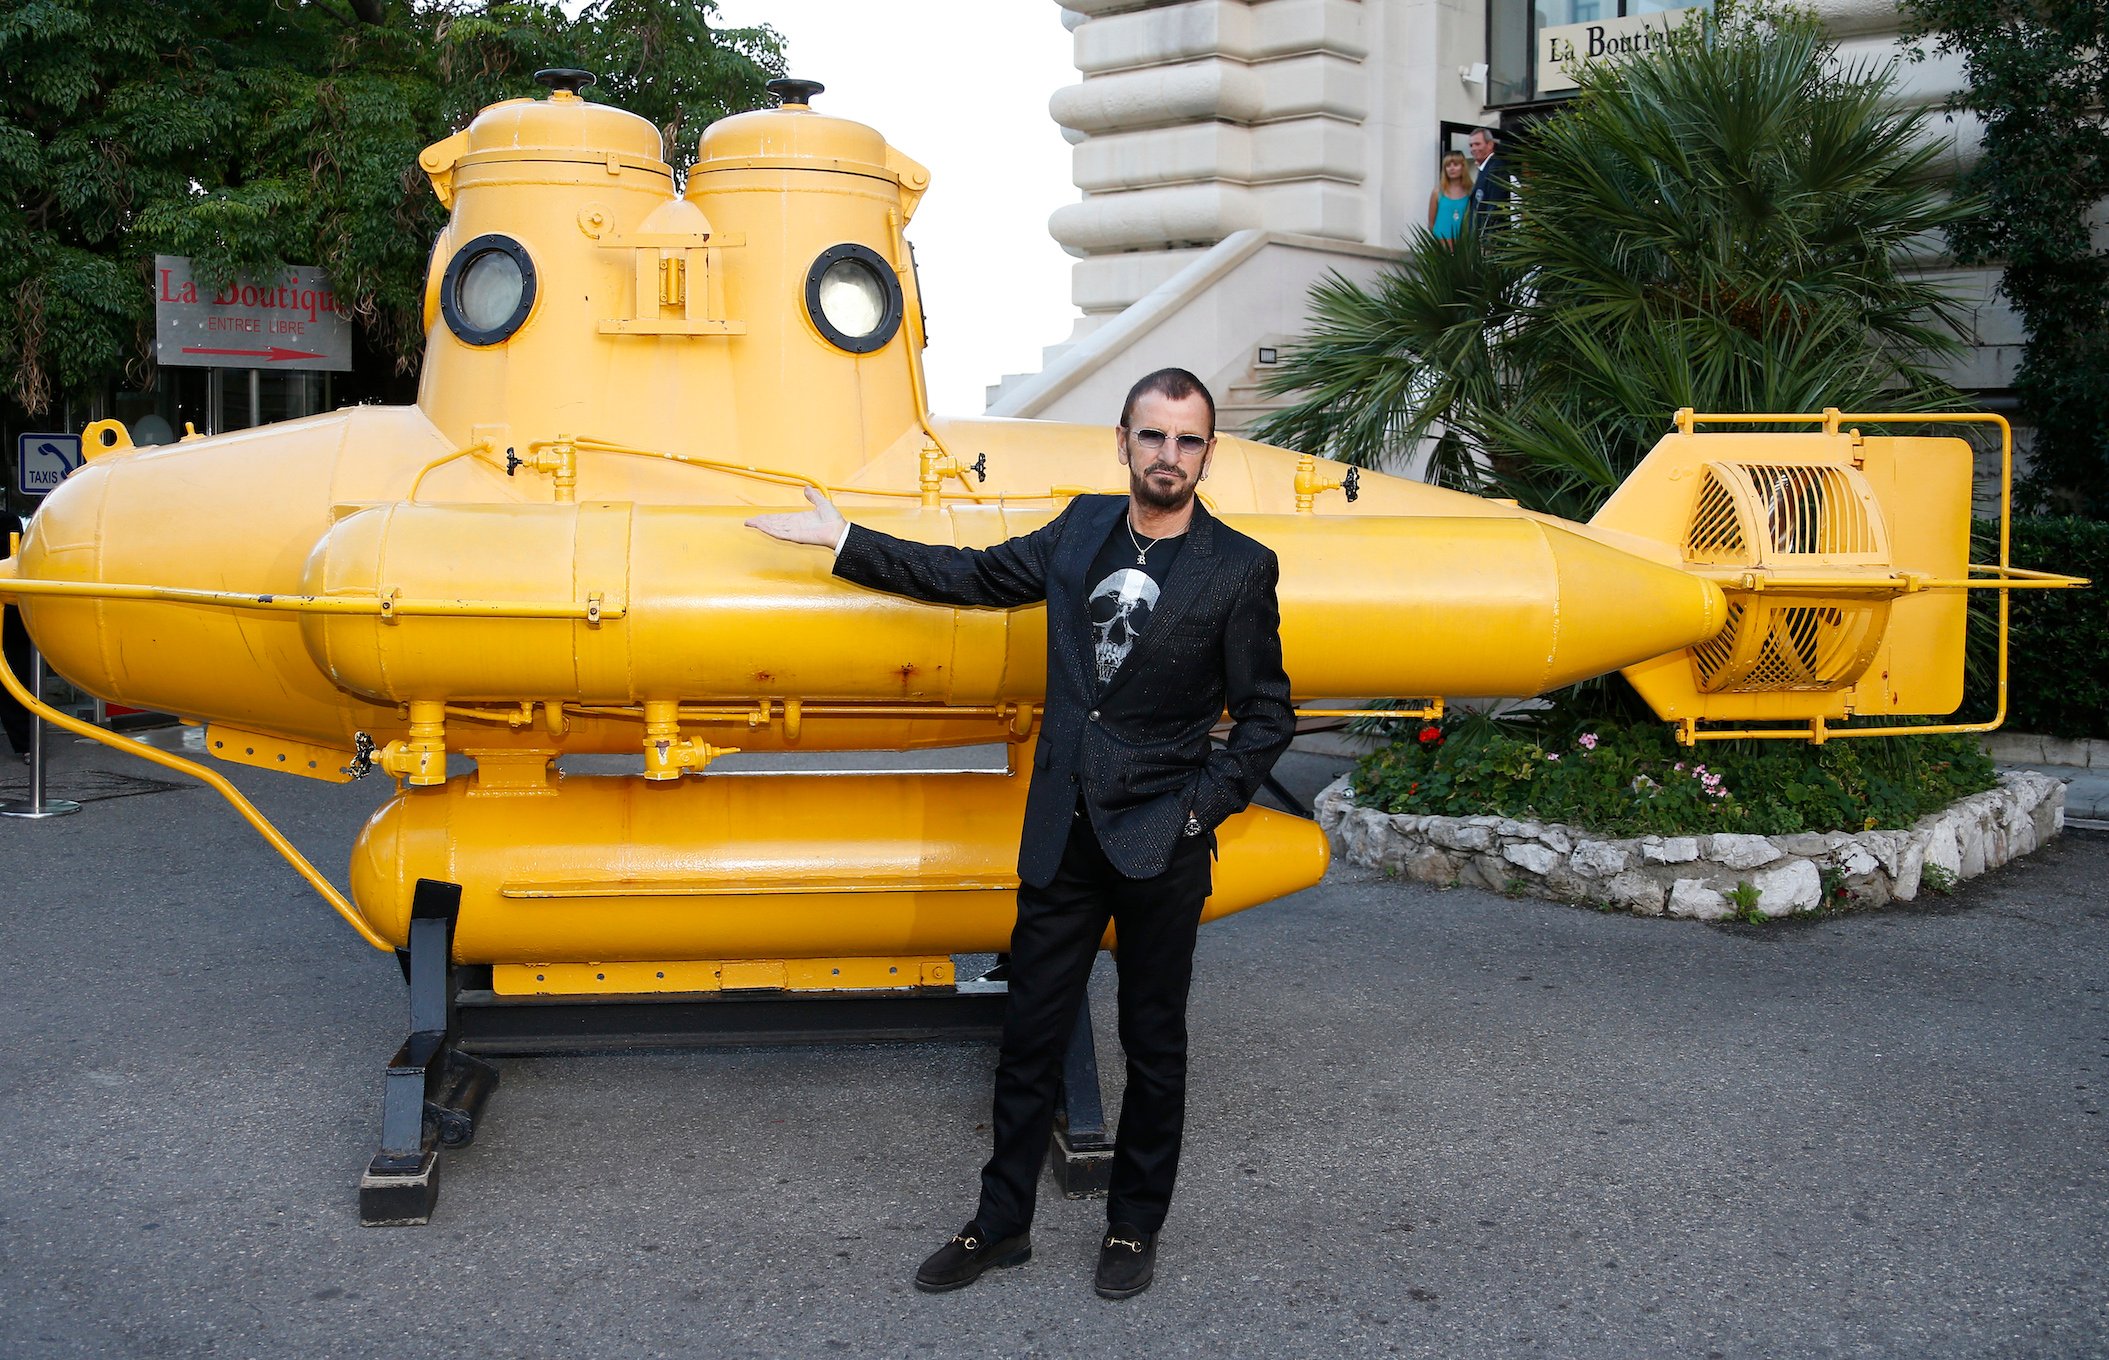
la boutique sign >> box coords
[1538,7,1705,95]
[153,254,352,372]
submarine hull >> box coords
[348,768,1333,966]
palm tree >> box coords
[1254,13,1973,520]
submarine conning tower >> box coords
[415,73,934,488]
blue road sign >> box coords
[17,432,83,497]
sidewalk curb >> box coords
[1981,731,2108,769]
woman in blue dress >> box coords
[1428,151,1474,243]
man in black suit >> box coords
[747,367,1294,1300]
[1467,126,1517,228]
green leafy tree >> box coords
[0,0,782,413]
[1255,14,1971,520]
[1901,0,2109,517]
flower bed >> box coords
[1316,771,2067,919]
[1352,717,2000,838]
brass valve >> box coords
[641,700,739,780]
[918,444,987,504]
[1292,454,1360,513]
[373,700,449,787]
[509,435,580,502]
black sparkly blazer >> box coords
[834,494,1295,890]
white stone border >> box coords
[1315,772,2067,920]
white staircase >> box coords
[982,231,1402,432]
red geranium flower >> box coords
[1418,724,1443,745]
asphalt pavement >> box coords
[1,732,2105,1359]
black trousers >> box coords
[975,804,1212,1239]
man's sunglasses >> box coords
[1124,427,1212,457]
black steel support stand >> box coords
[451,980,1009,1054]
[1049,1002,1114,1196]
[1209,735,1313,820]
[352,932,1038,1225]
[1259,768,1313,818]
[358,879,500,1227]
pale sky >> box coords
[704,0,1081,414]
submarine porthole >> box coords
[804,243,902,354]
[440,234,538,346]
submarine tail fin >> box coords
[1586,411,2080,743]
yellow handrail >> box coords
[0,648,390,951]
[0,576,619,620]
[1690,570,2086,593]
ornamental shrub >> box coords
[1964,517,2109,740]
[1352,712,1997,837]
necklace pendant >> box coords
[1135,550,1148,565]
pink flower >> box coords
[1674,762,1685,772]
[1547,752,1561,761]
[1578,732,1599,750]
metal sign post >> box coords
[1,651,81,819]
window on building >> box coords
[1488,0,1534,106]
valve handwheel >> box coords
[534,69,597,94]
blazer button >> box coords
[1089,709,1100,721]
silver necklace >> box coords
[1125,516,1184,566]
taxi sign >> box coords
[16,432,82,497]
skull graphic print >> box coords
[1089,568,1160,687]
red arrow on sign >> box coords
[179,345,326,362]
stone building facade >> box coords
[987,0,2018,440]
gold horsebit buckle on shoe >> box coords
[1106,1235,1146,1252]
[953,1233,980,1250]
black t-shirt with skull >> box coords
[1085,513,1187,692]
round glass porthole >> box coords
[440,234,537,346]
[804,243,903,354]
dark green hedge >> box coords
[1966,517,2109,738]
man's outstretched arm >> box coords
[747,486,1073,610]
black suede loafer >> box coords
[914,1221,1032,1293]
[1094,1222,1156,1299]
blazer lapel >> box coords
[1097,499,1219,702]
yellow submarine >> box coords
[0,73,2081,1220]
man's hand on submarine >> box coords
[746,486,848,551]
